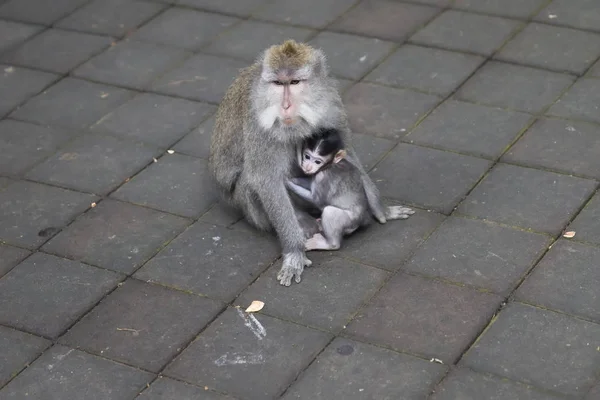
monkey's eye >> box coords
[273,80,283,86]
[304,154,310,160]
[315,160,322,165]
[290,80,300,85]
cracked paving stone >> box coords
[0,65,58,118]
[139,377,236,399]
[0,325,50,388]
[0,244,30,278]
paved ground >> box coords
[1,0,600,398]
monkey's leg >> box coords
[306,206,353,251]
[295,208,320,239]
[233,184,272,231]
[344,149,388,223]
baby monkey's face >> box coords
[301,149,331,175]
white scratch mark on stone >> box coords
[359,55,367,62]
[212,236,221,242]
[55,349,74,361]
[487,251,507,263]
[214,352,264,366]
[236,308,266,340]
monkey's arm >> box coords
[286,179,314,203]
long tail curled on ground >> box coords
[384,205,415,220]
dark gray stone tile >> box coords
[0,0,87,25]
[43,199,190,274]
[0,65,58,118]
[197,202,242,227]
[0,326,49,387]
[138,377,235,399]
[283,338,447,400]
[411,0,451,5]
[411,10,521,56]
[504,118,600,179]
[517,240,600,322]
[0,181,98,248]
[130,7,239,50]
[0,345,153,399]
[257,0,355,28]
[458,163,596,234]
[587,384,600,400]
[135,222,279,301]
[0,243,30,277]
[409,100,532,159]
[0,253,121,338]
[365,44,485,96]
[11,77,135,129]
[165,307,332,400]
[405,216,551,293]
[330,0,439,42]
[308,31,394,80]
[0,119,77,176]
[172,115,214,159]
[351,132,394,171]
[590,59,600,77]
[372,143,491,213]
[431,368,565,400]
[334,77,355,92]
[1,28,112,74]
[56,0,166,37]
[0,20,42,53]
[496,23,600,74]
[73,40,190,90]
[237,255,388,331]
[175,0,269,17]
[456,61,575,113]
[462,303,600,397]
[547,78,600,124]
[61,279,222,372]
[569,192,600,246]
[26,134,159,195]
[347,273,502,362]
[453,0,546,19]
[111,153,215,218]
[343,83,440,140]
[91,93,215,147]
[535,0,600,32]
[204,20,314,62]
[150,54,247,103]
[0,176,12,188]
[336,209,444,270]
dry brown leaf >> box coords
[245,300,264,313]
[167,149,175,154]
[91,202,97,208]
[563,231,576,238]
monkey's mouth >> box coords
[282,117,295,125]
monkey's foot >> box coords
[277,252,312,286]
[305,233,338,251]
[385,206,415,220]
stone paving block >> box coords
[175,0,269,17]
[91,93,215,147]
[0,0,87,25]
[547,78,600,124]
[1,29,112,74]
[336,209,444,270]
[408,100,532,159]
[587,384,600,400]
[257,0,355,28]
[350,132,394,171]
[172,115,214,159]
[0,181,98,248]
[308,32,394,80]
[135,222,279,301]
[431,368,565,400]
[331,0,439,42]
[409,0,451,5]
[237,255,388,331]
[458,163,596,234]
[130,7,240,51]
[26,134,159,195]
[0,325,50,388]
[150,54,247,104]
[568,192,600,246]
[0,176,11,188]
[0,345,153,399]
[0,119,77,176]
[517,240,600,322]
[405,216,550,293]
[371,143,492,213]
[535,0,600,32]
[73,40,190,90]
[43,199,190,274]
[462,302,600,397]
[503,118,600,179]
[411,10,521,56]
[496,23,600,75]
[165,307,332,400]
[0,253,121,338]
[456,61,575,113]
[365,44,485,96]
[197,202,242,227]
[11,77,134,129]
[138,377,236,400]
[111,153,215,218]
[204,20,314,62]
[343,83,440,140]
[453,0,546,19]
[56,0,166,37]
[334,77,355,92]
[0,20,42,53]
[346,273,502,363]
[0,65,58,118]
[282,338,447,400]
[590,59,600,77]
[0,243,29,277]
[61,279,223,372]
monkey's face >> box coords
[301,149,330,175]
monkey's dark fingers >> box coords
[277,252,312,286]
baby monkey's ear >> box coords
[333,149,347,164]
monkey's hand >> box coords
[385,206,415,220]
[277,252,312,286]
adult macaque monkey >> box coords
[209,40,413,286]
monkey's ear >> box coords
[334,150,346,164]
[311,49,328,77]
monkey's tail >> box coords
[384,205,415,221]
